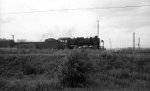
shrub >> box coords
[23,61,37,75]
[58,49,94,88]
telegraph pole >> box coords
[97,20,99,38]
[0,0,1,37]
[133,32,135,53]
[138,37,140,48]
[138,37,141,48]
[12,35,14,41]
[109,39,112,50]
[97,20,101,48]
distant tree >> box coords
[17,39,27,42]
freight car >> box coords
[15,38,59,49]
[0,39,14,48]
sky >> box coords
[0,0,150,48]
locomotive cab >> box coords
[58,37,70,49]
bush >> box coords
[58,49,94,88]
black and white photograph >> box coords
[0,0,150,91]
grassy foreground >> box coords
[0,49,150,91]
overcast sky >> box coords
[0,0,150,48]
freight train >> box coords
[0,36,103,49]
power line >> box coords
[2,4,150,15]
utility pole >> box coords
[97,20,99,38]
[0,0,1,37]
[109,39,112,50]
[133,32,135,53]
[12,35,14,41]
[138,37,140,48]
[97,20,101,48]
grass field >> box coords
[0,48,150,91]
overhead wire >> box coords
[1,4,150,15]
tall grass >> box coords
[0,49,150,91]
[0,79,61,91]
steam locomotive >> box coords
[0,36,102,49]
